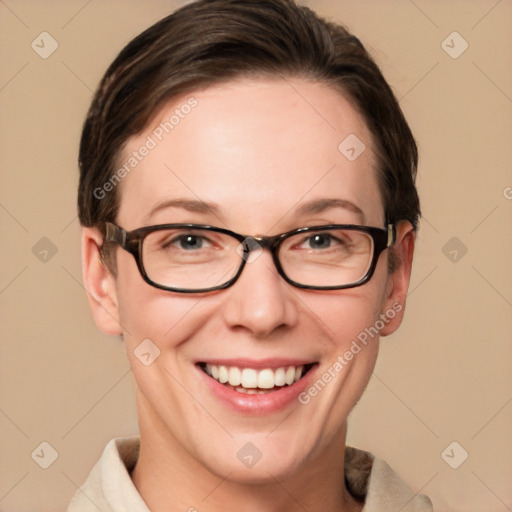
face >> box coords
[83,78,413,484]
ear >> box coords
[379,221,415,337]
[81,227,123,336]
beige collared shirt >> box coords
[66,437,433,511]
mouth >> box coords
[198,362,315,395]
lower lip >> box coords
[197,365,316,414]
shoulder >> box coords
[345,446,434,512]
[65,437,147,512]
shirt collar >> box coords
[66,436,432,512]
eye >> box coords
[167,233,211,251]
[298,232,351,251]
[304,233,335,249]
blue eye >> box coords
[173,234,207,250]
[306,233,333,249]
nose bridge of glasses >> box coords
[240,234,281,255]
[234,234,286,288]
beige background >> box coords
[1,1,511,511]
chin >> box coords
[190,426,320,485]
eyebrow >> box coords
[145,198,221,222]
[294,198,365,223]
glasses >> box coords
[104,222,396,293]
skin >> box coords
[82,78,415,512]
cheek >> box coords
[313,293,381,397]
[302,269,390,402]
[303,283,388,389]
[114,252,214,349]
[117,289,216,354]
[311,278,389,350]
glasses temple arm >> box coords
[387,223,396,247]
[104,222,127,246]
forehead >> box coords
[116,78,383,231]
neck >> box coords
[131,391,363,512]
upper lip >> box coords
[196,358,316,370]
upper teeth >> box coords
[204,364,304,389]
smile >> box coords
[199,363,314,394]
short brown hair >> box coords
[78,0,420,244]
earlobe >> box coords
[380,221,415,337]
[81,227,123,336]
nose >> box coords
[221,249,299,338]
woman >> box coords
[67,0,432,510]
